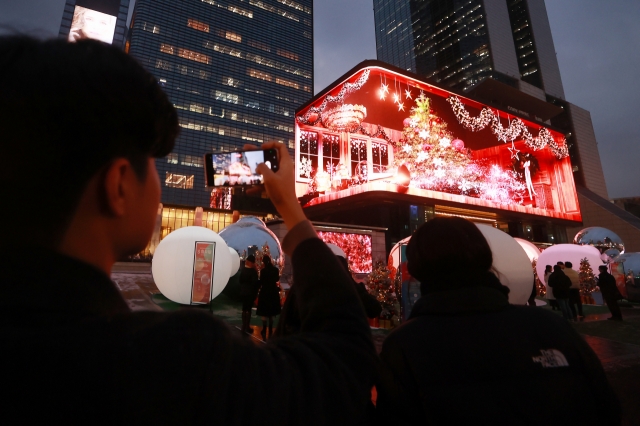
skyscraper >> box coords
[373,0,640,247]
[124,0,313,233]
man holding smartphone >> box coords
[0,36,376,424]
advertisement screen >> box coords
[67,6,117,44]
[191,242,216,304]
[295,65,581,222]
[317,231,372,273]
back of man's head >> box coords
[0,36,178,246]
[599,265,608,273]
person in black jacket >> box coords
[548,265,573,320]
[256,255,281,339]
[0,36,377,425]
[239,254,259,334]
[598,265,623,321]
[375,217,620,425]
[336,255,383,319]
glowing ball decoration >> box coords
[475,224,533,305]
[535,244,602,293]
[514,238,541,262]
[228,247,240,276]
[152,226,232,305]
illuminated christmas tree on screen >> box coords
[394,94,525,204]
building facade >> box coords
[121,0,313,243]
[373,0,640,249]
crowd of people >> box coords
[0,35,623,424]
[544,261,623,321]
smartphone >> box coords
[204,148,279,187]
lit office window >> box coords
[187,19,209,32]
[165,172,194,189]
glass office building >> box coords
[126,0,313,210]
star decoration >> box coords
[381,83,389,94]
[432,158,444,167]
[378,89,386,100]
[419,130,430,139]
[398,102,405,111]
[393,93,400,103]
[403,144,413,153]
[405,89,412,99]
[508,142,520,160]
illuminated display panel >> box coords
[67,6,117,44]
[295,65,581,222]
[317,231,372,273]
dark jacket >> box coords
[355,281,383,319]
[376,283,620,425]
[0,221,377,425]
[256,263,281,317]
[598,271,619,299]
[239,265,259,300]
[548,270,572,299]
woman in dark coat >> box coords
[375,217,620,425]
[256,255,281,340]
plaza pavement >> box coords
[112,267,640,425]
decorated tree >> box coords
[532,258,546,296]
[394,94,525,204]
[578,257,597,295]
[394,94,484,196]
[366,261,397,315]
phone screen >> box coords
[204,149,278,187]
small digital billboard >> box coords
[294,64,581,222]
[67,5,117,44]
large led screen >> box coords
[295,66,581,222]
[67,6,117,44]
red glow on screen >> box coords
[317,231,372,273]
[295,66,581,222]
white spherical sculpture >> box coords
[476,224,533,305]
[536,244,602,295]
[228,247,240,276]
[152,226,232,305]
[514,238,541,262]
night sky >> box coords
[1,0,638,198]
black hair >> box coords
[599,265,608,272]
[565,261,573,268]
[553,265,563,272]
[557,261,565,266]
[0,36,178,245]
[245,255,255,263]
[406,217,509,296]
[545,265,553,272]
[262,255,271,266]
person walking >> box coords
[548,265,573,320]
[239,255,259,334]
[598,265,623,321]
[256,255,282,340]
[564,261,584,320]
[375,217,620,424]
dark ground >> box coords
[112,269,640,425]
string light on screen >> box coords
[446,96,569,159]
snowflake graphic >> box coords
[299,156,312,178]
[416,151,429,163]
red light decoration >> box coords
[317,231,372,273]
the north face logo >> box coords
[532,349,569,368]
